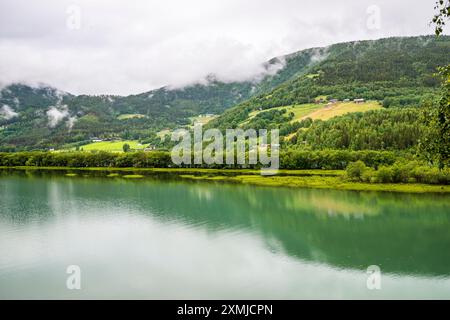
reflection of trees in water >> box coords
[2,170,450,277]
[157,181,450,278]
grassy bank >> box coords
[0,166,343,176]
[179,174,450,193]
[1,166,449,193]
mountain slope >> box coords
[0,45,329,150]
[1,35,449,151]
[207,35,450,131]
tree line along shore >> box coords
[1,150,449,192]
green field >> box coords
[75,140,145,152]
[304,101,382,121]
[189,114,218,127]
[244,101,382,125]
[117,114,147,120]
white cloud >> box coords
[0,104,19,119]
[47,105,69,127]
[0,0,439,95]
[66,116,77,131]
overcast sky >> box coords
[0,0,443,95]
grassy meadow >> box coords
[244,100,382,125]
[117,113,148,120]
[74,140,145,152]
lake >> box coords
[1,170,450,299]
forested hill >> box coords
[208,35,450,130]
[1,35,449,151]
[0,44,330,150]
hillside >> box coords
[242,100,382,125]
[0,47,326,151]
[0,82,256,150]
[1,35,449,151]
[208,35,450,132]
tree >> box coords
[428,1,450,167]
[122,143,131,153]
[436,65,450,167]
[432,0,450,35]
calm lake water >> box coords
[1,170,450,299]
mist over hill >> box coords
[1,35,449,151]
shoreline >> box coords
[180,174,450,194]
[1,166,449,193]
[0,166,343,176]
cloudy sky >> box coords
[0,0,442,95]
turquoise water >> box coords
[1,171,450,299]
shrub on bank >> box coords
[345,160,368,181]
[375,166,394,183]
[345,160,450,185]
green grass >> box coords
[189,115,218,127]
[243,101,382,125]
[288,104,325,121]
[72,140,145,152]
[106,173,120,177]
[179,174,450,193]
[243,103,323,125]
[305,101,382,121]
[117,114,147,120]
[305,73,320,79]
[122,174,144,179]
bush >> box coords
[345,161,368,181]
[376,166,394,183]
[391,161,417,183]
[361,167,376,183]
[122,143,131,153]
[353,162,450,185]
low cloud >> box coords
[0,104,18,119]
[309,47,329,63]
[0,0,438,95]
[250,57,286,83]
[66,116,77,131]
[47,105,69,127]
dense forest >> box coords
[292,108,423,151]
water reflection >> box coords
[1,171,450,299]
